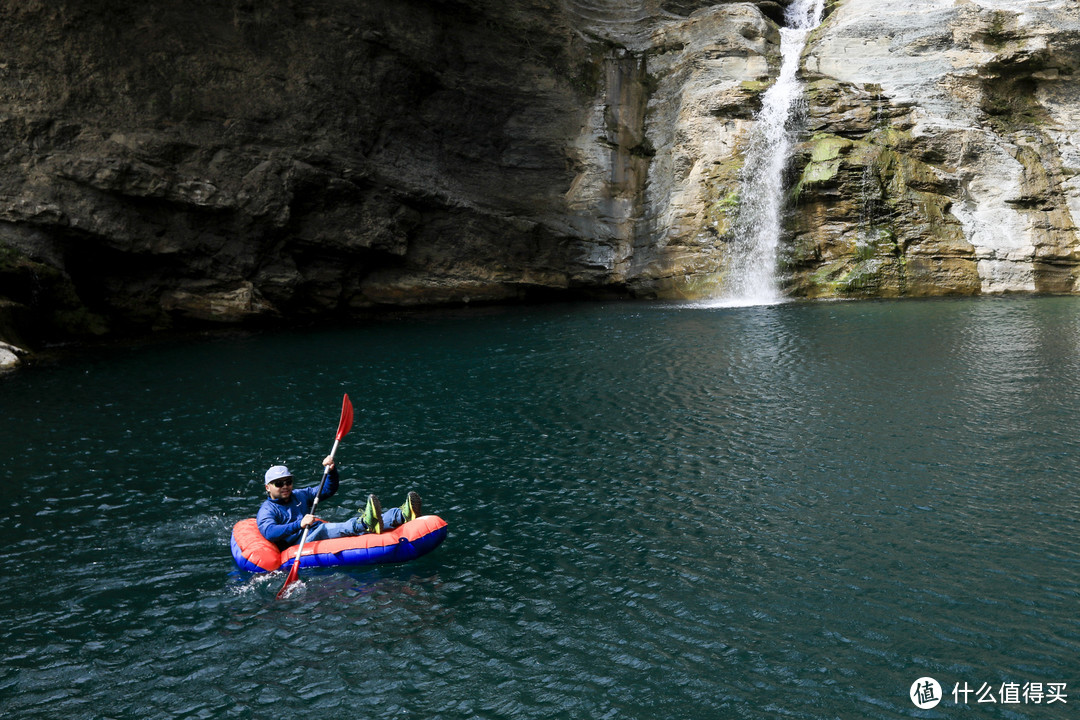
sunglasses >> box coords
[269,478,293,488]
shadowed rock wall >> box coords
[0,0,599,347]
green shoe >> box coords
[399,491,422,522]
[358,494,383,534]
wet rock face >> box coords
[1,0,1079,349]
[797,0,1080,297]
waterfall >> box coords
[712,0,825,307]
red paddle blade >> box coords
[336,393,354,442]
[276,560,301,599]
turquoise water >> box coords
[2,297,1078,719]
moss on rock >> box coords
[785,112,979,298]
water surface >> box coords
[2,297,1078,719]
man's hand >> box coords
[322,455,335,470]
[300,514,316,528]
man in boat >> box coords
[256,456,422,549]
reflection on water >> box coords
[1,297,1078,719]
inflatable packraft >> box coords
[230,515,448,573]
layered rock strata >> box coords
[631,0,1080,299]
[794,0,1080,297]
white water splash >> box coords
[707,0,825,308]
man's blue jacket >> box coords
[256,467,339,549]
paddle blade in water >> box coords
[336,393,353,442]
[276,560,301,599]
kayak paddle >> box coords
[276,393,354,599]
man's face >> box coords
[266,477,294,501]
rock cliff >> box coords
[1,0,1078,361]
[795,0,1080,297]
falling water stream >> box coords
[716,0,825,306]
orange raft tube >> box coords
[230,515,448,573]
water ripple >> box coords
[2,299,1079,719]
